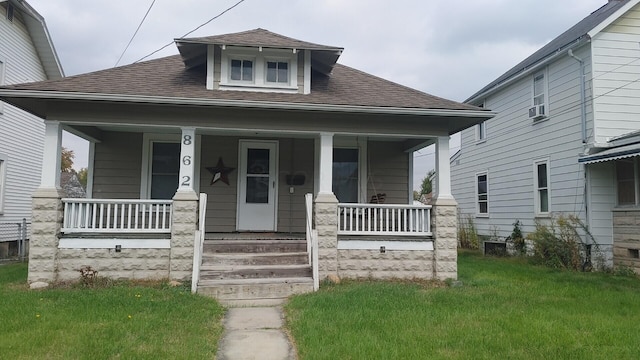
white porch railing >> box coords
[337,203,432,236]
[305,193,319,291]
[61,198,173,233]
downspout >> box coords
[567,49,587,144]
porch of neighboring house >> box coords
[28,122,458,304]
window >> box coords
[230,59,253,81]
[476,121,486,142]
[333,148,359,203]
[150,143,180,199]
[616,158,638,206]
[6,3,14,22]
[534,160,550,215]
[266,61,288,83]
[477,172,488,215]
[0,59,4,114]
[532,70,548,119]
[0,155,6,214]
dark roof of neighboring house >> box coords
[2,53,482,111]
[465,0,632,103]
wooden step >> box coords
[203,240,307,254]
[200,264,311,280]
[202,252,308,266]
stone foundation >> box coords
[28,187,63,286]
[315,193,339,280]
[338,249,434,279]
[169,190,199,281]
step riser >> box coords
[204,243,307,253]
[200,267,312,280]
[202,254,308,266]
[197,281,314,300]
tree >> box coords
[419,170,436,196]
[77,168,88,188]
[61,147,75,172]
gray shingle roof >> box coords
[4,53,482,111]
[466,0,631,103]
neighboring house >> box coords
[0,28,492,303]
[60,171,86,198]
[0,0,63,256]
[451,0,640,271]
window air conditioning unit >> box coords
[528,105,546,120]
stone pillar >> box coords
[315,193,338,280]
[170,190,199,281]
[28,187,64,288]
[432,197,458,281]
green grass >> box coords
[0,263,225,359]
[286,251,640,360]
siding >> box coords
[0,4,48,225]
[91,132,143,199]
[586,161,614,249]
[591,3,640,143]
[452,45,593,240]
[368,141,409,204]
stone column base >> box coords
[432,197,458,281]
[170,190,199,281]
[28,187,64,288]
[315,193,338,280]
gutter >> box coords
[466,37,590,105]
[0,89,495,118]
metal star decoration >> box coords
[206,157,235,185]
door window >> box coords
[246,148,270,203]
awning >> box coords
[578,142,640,164]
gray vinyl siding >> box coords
[452,45,594,240]
[91,132,143,199]
[591,3,640,144]
[0,4,48,225]
[587,162,615,249]
[277,138,314,232]
[367,141,409,204]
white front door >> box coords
[237,140,278,231]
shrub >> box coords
[526,214,599,271]
[458,213,479,250]
[509,220,526,255]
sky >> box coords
[27,0,607,188]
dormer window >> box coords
[218,46,298,93]
[230,59,253,82]
[266,61,288,84]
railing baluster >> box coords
[336,203,431,236]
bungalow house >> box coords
[0,0,63,257]
[0,28,492,304]
[451,0,640,272]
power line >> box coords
[133,0,246,64]
[115,0,157,67]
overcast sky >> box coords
[26,0,607,188]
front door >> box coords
[237,140,278,231]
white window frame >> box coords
[331,137,367,203]
[0,154,7,214]
[264,58,290,85]
[140,133,201,199]
[534,158,551,216]
[532,69,549,121]
[0,58,5,114]
[475,121,486,143]
[476,171,488,216]
[219,46,298,92]
[615,157,640,207]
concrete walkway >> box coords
[217,306,297,360]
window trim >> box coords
[219,46,298,92]
[228,57,256,84]
[140,133,201,199]
[615,157,640,207]
[332,138,367,203]
[264,58,290,85]
[475,121,486,143]
[0,154,7,214]
[533,158,551,216]
[0,58,5,114]
[476,171,489,217]
[531,68,549,121]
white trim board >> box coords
[58,238,170,249]
[337,240,434,251]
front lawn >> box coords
[0,263,224,359]
[286,251,640,360]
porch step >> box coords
[200,264,312,280]
[197,238,314,306]
[197,277,314,307]
[203,239,307,253]
[202,252,308,266]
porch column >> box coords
[432,135,457,280]
[29,121,64,288]
[315,132,339,280]
[170,127,199,281]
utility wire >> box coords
[133,0,246,64]
[115,0,157,67]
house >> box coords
[451,0,640,271]
[0,28,492,303]
[0,0,63,258]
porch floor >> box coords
[204,232,305,240]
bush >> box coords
[526,214,598,270]
[458,213,479,250]
[509,220,526,255]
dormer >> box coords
[175,28,343,94]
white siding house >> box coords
[0,1,63,251]
[452,0,640,271]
